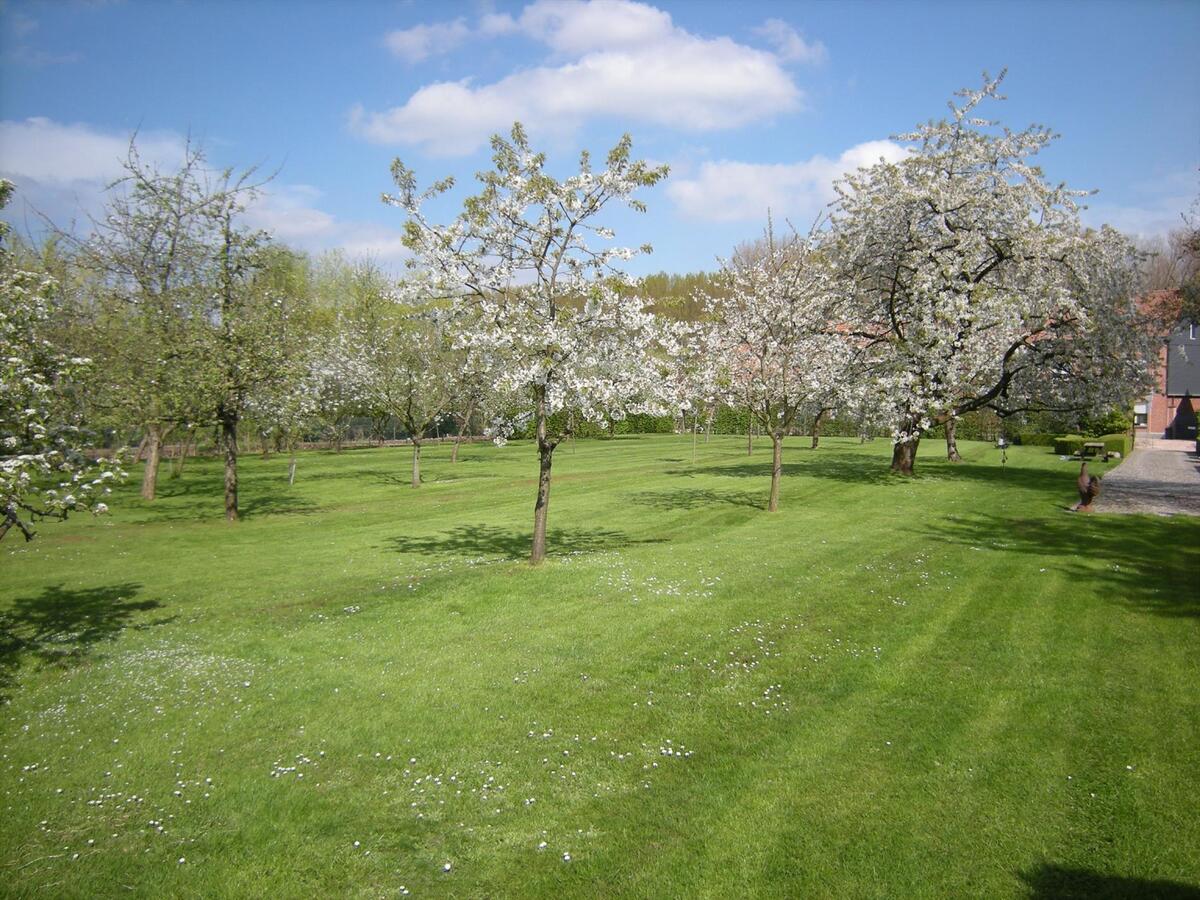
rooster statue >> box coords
[1074,462,1102,512]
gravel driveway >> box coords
[1093,438,1200,516]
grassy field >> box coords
[1,434,1197,898]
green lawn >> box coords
[1,435,1197,898]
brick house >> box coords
[1138,316,1200,439]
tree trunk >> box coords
[221,405,239,521]
[140,423,163,500]
[288,452,298,486]
[704,407,713,443]
[411,438,422,487]
[810,409,828,450]
[530,386,555,566]
[692,413,699,463]
[768,432,784,511]
[451,407,472,464]
[747,412,754,455]
[945,418,962,462]
[891,436,920,475]
[171,432,193,479]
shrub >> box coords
[1054,434,1086,456]
[1099,432,1133,456]
[1083,409,1133,437]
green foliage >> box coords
[1081,408,1133,437]
[712,405,751,435]
[1099,432,1133,456]
[638,270,724,321]
[1051,432,1131,457]
[510,410,676,440]
[926,410,1003,442]
[1053,435,1087,456]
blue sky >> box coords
[1,0,1197,275]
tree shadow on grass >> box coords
[670,453,1103,497]
[131,488,321,523]
[917,511,1200,619]
[626,488,764,511]
[1019,863,1200,898]
[373,470,491,488]
[382,524,661,561]
[668,457,895,486]
[239,493,322,518]
[0,583,173,700]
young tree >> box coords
[1,181,123,541]
[244,251,322,485]
[209,226,297,521]
[701,226,847,510]
[353,303,459,488]
[72,141,219,500]
[832,72,1151,474]
[387,124,668,564]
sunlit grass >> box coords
[2,435,1197,897]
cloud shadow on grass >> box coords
[0,582,173,700]
[382,524,661,561]
[1019,863,1200,898]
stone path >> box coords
[1093,438,1200,516]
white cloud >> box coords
[0,117,185,185]
[753,18,827,65]
[0,118,407,264]
[478,11,519,36]
[0,8,82,66]
[354,0,804,156]
[384,18,472,63]
[244,184,337,243]
[244,186,410,264]
[1081,169,1197,240]
[518,0,673,54]
[666,140,909,224]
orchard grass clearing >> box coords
[1,435,1197,898]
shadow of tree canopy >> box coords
[239,493,322,518]
[917,511,1200,619]
[0,583,172,700]
[373,470,491,488]
[671,454,1105,497]
[382,524,660,561]
[1019,863,1200,898]
[626,488,765,511]
[133,479,321,521]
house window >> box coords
[1134,411,1148,427]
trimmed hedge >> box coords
[1053,435,1086,456]
[1099,432,1133,456]
[1052,433,1132,457]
